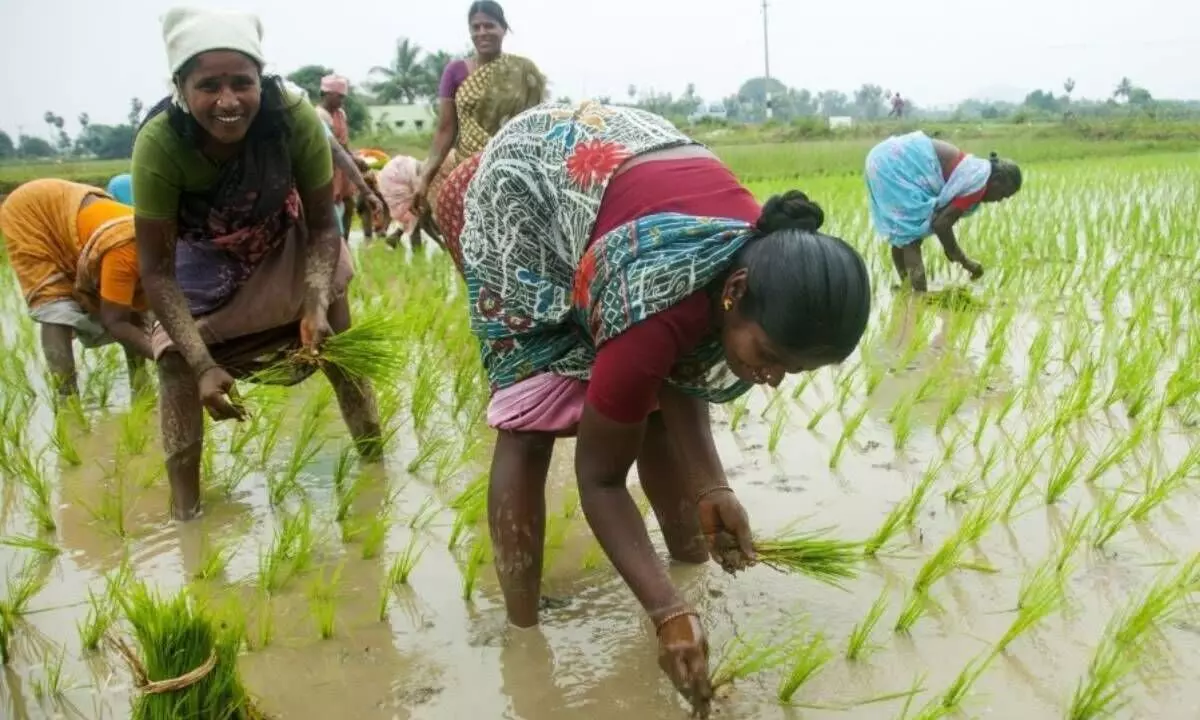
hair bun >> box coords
[989,151,999,160]
[757,190,825,234]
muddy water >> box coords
[3,153,1200,720]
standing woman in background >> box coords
[315,74,359,241]
[132,7,383,520]
[412,1,546,244]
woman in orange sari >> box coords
[0,179,152,399]
[412,1,546,245]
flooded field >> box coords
[2,151,1199,719]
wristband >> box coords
[654,608,700,635]
[695,485,733,503]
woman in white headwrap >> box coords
[132,7,383,520]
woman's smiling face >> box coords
[179,50,262,145]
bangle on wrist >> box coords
[653,608,700,635]
[696,485,733,503]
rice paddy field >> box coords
[1,145,1199,719]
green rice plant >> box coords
[789,371,816,400]
[829,404,869,469]
[803,401,831,433]
[864,497,911,557]
[992,557,1069,656]
[710,628,793,690]
[0,534,61,560]
[117,391,157,456]
[905,459,944,526]
[1130,446,1200,523]
[406,436,451,474]
[1002,450,1047,521]
[934,380,973,436]
[378,535,428,620]
[267,395,327,506]
[893,589,930,635]
[1090,490,1139,550]
[307,563,343,639]
[1044,441,1088,504]
[728,395,750,430]
[768,401,791,452]
[461,535,491,601]
[409,354,444,437]
[753,527,863,588]
[256,503,316,593]
[80,470,131,539]
[0,557,52,663]
[358,501,393,560]
[76,559,130,652]
[1053,507,1090,572]
[31,646,69,701]
[1067,556,1200,719]
[890,392,918,450]
[909,652,992,719]
[194,539,237,581]
[117,581,263,719]
[49,411,82,466]
[408,496,439,530]
[971,403,995,449]
[1083,423,1146,484]
[12,447,56,532]
[252,592,274,650]
[777,631,833,704]
[845,588,888,661]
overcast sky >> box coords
[3,0,1198,138]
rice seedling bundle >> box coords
[753,527,863,588]
[284,310,409,385]
[116,582,265,719]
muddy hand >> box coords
[299,311,334,352]
[197,366,245,422]
[959,257,985,281]
[697,487,757,573]
[657,612,713,718]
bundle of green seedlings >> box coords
[751,526,863,588]
[117,581,265,719]
[268,309,409,386]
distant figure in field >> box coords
[374,154,424,247]
[865,131,1022,292]
[0,179,152,399]
[107,173,135,206]
[889,93,906,119]
[315,74,360,241]
[352,154,390,241]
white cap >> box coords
[162,6,266,76]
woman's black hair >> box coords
[733,190,871,361]
[137,52,297,147]
[468,1,509,30]
[988,152,1023,194]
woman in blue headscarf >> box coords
[865,131,1022,292]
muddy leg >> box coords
[637,412,708,564]
[901,242,928,292]
[40,323,78,400]
[488,430,555,628]
[158,352,204,520]
[890,246,907,285]
[342,199,354,241]
[324,297,384,460]
[358,197,374,241]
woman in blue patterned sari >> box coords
[866,131,1022,291]
[444,101,871,714]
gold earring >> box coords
[723,298,733,311]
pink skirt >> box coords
[487,373,587,433]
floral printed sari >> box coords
[458,101,755,403]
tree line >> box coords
[3,35,1195,162]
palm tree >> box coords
[1113,77,1134,103]
[369,38,426,104]
[1062,78,1076,103]
[420,50,456,99]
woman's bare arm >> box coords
[656,385,726,494]
[331,143,372,199]
[135,217,218,375]
[99,301,153,360]
[421,99,458,185]
[299,181,340,316]
[931,205,968,261]
[575,404,686,622]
